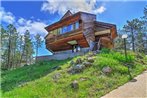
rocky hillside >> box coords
[1,50,147,98]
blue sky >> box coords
[1,0,147,56]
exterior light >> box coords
[77,46,81,51]
[122,34,128,39]
[122,34,132,80]
[122,34,128,61]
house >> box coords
[45,10,117,54]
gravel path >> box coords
[101,71,147,98]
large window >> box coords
[50,21,80,35]
[75,22,79,29]
[61,26,67,34]
[67,24,74,32]
[50,28,60,35]
[60,24,74,34]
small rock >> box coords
[102,66,112,74]
[71,80,79,89]
[72,64,85,73]
[83,62,92,67]
[18,82,28,87]
[70,60,75,66]
[93,50,100,54]
[67,67,75,74]
[87,57,95,63]
[75,58,82,64]
[79,77,88,81]
[67,64,85,74]
[87,52,96,57]
[52,73,61,80]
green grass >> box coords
[1,51,147,98]
[1,59,70,93]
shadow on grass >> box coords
[1,59,71,93]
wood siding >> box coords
[45,11,117,52]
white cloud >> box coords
[93,6,106,14]
[17,20,48,38]
[0,7,15,24]
[41,0,106,15]
[0,7,48,38]
[17,18,26,25]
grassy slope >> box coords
[1,51,147,98]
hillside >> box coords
[1,50,147,98]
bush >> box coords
[101,48,110,53]
[100,51,134,63]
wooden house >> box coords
[45,10,117,53]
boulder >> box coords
[87,57,95,63]
[70,60,75,66]
[83,62,92,67]
[67,67,75,74]
[67,64,85,74]
[71,80,79,89]
[72,64,85,73]
[102,66,112,74]
[75,58,82,64]
[52,73,61,80]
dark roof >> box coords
[60,10,72,20]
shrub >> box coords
[100,51,134,63]
[101,48,110,54]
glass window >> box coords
[75,22,79,29]
[67,24,73,32]
[60,28,62,34]
[62,26,67,34]
[57,28,60,35]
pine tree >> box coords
[7,24,17,69]
[23,30,34,65]
[123,19,143,52]
[34,33,43,62]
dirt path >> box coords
[101,71,147,98]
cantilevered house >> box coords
[45,10,117,54]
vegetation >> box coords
[1,25,43,70]
[1,51,147,98]
[34,33,43,62]
[1,4,147,98]
[114,5,147,54]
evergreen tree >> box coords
[123,19,143,52]
[34,33,43,62]
[7,24,17,69]
[23,30,34,65]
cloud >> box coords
[41,0,106,15]
[17,19,48,39]
[0,7,48,39]
[0,7,15,24]
[93,6,106,14]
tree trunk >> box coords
[7,36,11,69]
[35,43,38,63]
[131,28,135,52]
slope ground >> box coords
[1,50,147,98]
